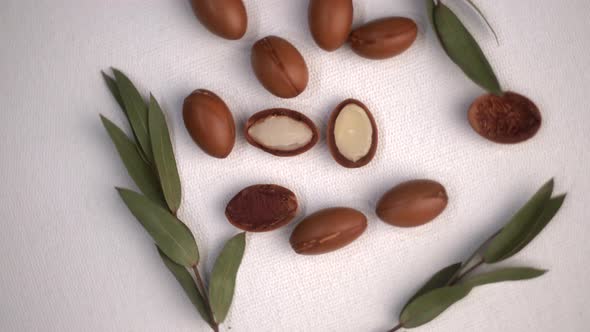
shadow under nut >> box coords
[190,0,248,40]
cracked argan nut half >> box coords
[376,180,448,227]
[468,92,542,144]
[327,99,378,168]
[349,17,418,60]
[290,207,367,255]
[225,184,298,232]
[183,89,236,159]
[245,109,319,157]
[308,0,353,51]
[251,36,309,98]
[190,0,248,40]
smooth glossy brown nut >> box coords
[290,207,367,255]
[251,36,309,98]
[183,89,236,159]
[308,0,353,51]
[468,91,542,144]
[226,184,298,232]
[376,180,448,228]
[349,17,418,60]
[190,0,248,40]
[327,99,378,168]
[245,109,319,157]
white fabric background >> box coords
[1,0,589,331]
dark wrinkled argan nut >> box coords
[349,17,418,60]
[245,109,319,157]
[226,184,298,232]
[376,179,448,228]
[468,92,542,144]
[308,0,353,51]
[183,89,236,158]
[290,207,367,255]
[190,0,248,40]
[251,36,309,98]
[327,99,378,168]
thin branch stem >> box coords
[192,265,219,332]
[451,258,485,285]
[387,323,403,332]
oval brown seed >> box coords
[290,207,367,255]
[349,17,418,60]
[251,36,309,98]
[327,99,378,168]
[308,0,353,51]
[468,92,542,144]
[376,179,448,228]
[183,89,236,159]
[245,109,319,157]
[226,184,298,232]
[190,0,248,40]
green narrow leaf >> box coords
[148,95,182,214]
[112,68,153,163]
[484,179,556,263]
[209,232,246,323]
[100,115,165,206]
[102,71,126,113]
[403,263,462,311]
[157,248,214,329]
[433,2,503,95]
[426,0,436,27]
[461,267,546,289]
[400,286,471,328]
[463,0,499,45]
[117,188,199,266]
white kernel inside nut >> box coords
[248,116,313,151]
[334,104,373,162]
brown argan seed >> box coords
[308,0,353,51]
[190,0,248,40]
[376,179,448,228]
[290,207,367,255]
[251,36,309,98]
[349,17,418,60]
[225,184,298,232]
[183,89,236,159]
[245,109,319,157]
[468,92,542,144]
[327,99,378,168]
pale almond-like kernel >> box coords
[334,103,373,162]
[248,116,313,151]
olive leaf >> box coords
[484,179,565,263]
[461,267,546,288]
[157,247,214,329]
[403,263,462,311]
[463,0,499,44]
[426,0,435,26]
[102,71,125,113]
[400,285,471,328]
[112,68,153,163]
[432,2,503,95]
[148,95,182,214]
[100,115,165,206]
[117,188,199,267]
[209,232,246,323]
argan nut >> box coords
[349,17,418,60]
[290,207,367,255]
[251,36,309,98]
[183,89,236,159]
[376,179,448,228]
[308,0,353,51]
[225,184,298,232]
[327,99,378,168]
[468,92,542,144]
[190,0,248,40]
[245,109,319,157]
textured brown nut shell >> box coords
[251,36,309,98]
[183,89,236,159]
[468,92,542,144]
[327,99,378,168]
[225,184,298,232]
[244,109,319,157]
[349,17,418,60]
[308,0,353,51]
[290,207,367,255]
[190,0,248,40]
[376,179,448,228]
